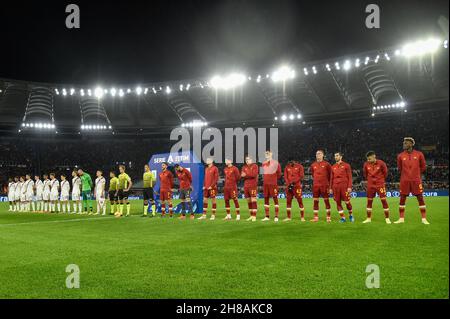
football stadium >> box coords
[0,0,448,304]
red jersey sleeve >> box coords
[214,166,219,185]
[419,152,426,173]
[397,154,403,173]
[346,163,352,188]
[299,164,305,181]
[277,163,282,179]
[283,166,289,184]
[169,171,174,188]
[186,169,192,184]
[363,162,368,180]
[381,160,388,179]
[234,166,241,182]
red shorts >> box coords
[313,184,329,199]
[203,187,217,198]
[366,185,387,199]
[263,184,278,198]
[332,185,351,203]
[224,187,238,201]
[160,190,172,201]
[400,181,423,196]
[244,186,258,198]
[286,184,302,199]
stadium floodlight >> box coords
[256,75,262,83]
[108,125,112,129]
[136,86,143,95]
[165,86,172,94]
[127,88,131,93]
[402,38,441,57]
[281,115,287,121]
[94,87,104,99]
[303,68,309,76]
[325,64,331,71]
[70,88,75,96]
[80,89,85,97]
[186,84,191,91]
[355,59,360,68]
[343,60,351,71]
[110,88,117,97]
[180,84,184,91]
[384,53,391,61]
[444,40,448,49]
[371,113,375,117]
[297,114,302,119]
[87,89,92,96]
[335,62,340,70]
[312,66,317,74]
[400,101,406,108]
[289,114,295,120]
[81,125,85,130]
[21,123,25,127]
[210,73,246,90]
[62,88,67,96]
[144,88,148,94]
[55,89,59,95]
[365,56,370,65]
[271,66,296,82]
[152,87,157,94]
[118,89,124,97]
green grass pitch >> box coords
[0,197,448,299]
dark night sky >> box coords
[0,0,448,85]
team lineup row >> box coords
[5,137,430,224]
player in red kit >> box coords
[174,164,194,220]
[241,155,259,222]
[261,150,282,222]
[362,151,391,224]
[158,162,174,217]
[199,157,219,220]
[283,158,305,222]
[395,137,430,225]
[330,152,354,223]
[223,158,241,220]
[310,150,332,222]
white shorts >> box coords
[15,193,21,201]
[50,192,59,201]
[36,192,43,201]
[20,194,26,202]
[60,193,70,201]
[43,191,50,201]
[25,192,34,201]
[8,193,14,202]
[72,192,81,201]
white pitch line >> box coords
[0,216,115,227]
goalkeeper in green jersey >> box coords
[118,165,133,217]
[142,164,156,217]
[77,168,94,214]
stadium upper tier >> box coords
[0,39,448,133]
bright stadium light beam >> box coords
[94,87,104,99]
[110,88,117,97]
[343,60,352,71]
[118,89,124,97]
[166,86,172,94]
[402,38,442,57]
[210,73,246,89]
[135,86,143,95]
[271,66,296,82]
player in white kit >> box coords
[18,176,26,212]
[42,174,51,212]
[49,173,60,213]
[8,178,16,211]
[94,170,107,215]
[34,175,44,212]
[12,177,20,211]
[60,174,71,213]
[23,174,35,212]
[71,170,82,214]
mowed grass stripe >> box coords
[0,197,448,299]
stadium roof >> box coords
[0,40,448,135]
